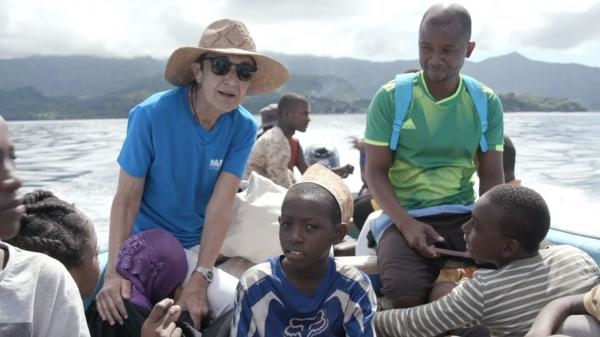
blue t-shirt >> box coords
[118,86,258,248]
[231,256,377,337]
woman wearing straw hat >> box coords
[95,19,289,330]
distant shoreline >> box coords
[1,53,595,120]
[5,110,598,122]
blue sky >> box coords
[1,0,599,67]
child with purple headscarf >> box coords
[87,229,188,336]
[117,228,188,311]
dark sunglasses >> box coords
[201,55,257,81]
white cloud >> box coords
[1,0,599,67]
[520,3,600,49]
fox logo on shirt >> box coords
[284,309,328,337]
[209,159,223,170]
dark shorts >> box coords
[376,213,473,301]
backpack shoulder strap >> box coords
[461,74,489,152]
[391,73,416,151]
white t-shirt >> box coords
[0,242,90,337]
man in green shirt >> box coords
[364,3,504,309]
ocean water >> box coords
[8,112,600,250]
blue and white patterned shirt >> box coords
[231,256,377,337]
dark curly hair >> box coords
[277,93,309,119]
[487,184,550,253]
[6,189,90,270]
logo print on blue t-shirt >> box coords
[284,309,328,337]
[209,159,223,170]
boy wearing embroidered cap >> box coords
[97,19,289,330]
[231,164,377,337]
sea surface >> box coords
[8,112,600,250]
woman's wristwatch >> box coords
[194,266,214,283]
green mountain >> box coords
[463,53,600,111]
[0,53,594,120]
[0,55,163,98]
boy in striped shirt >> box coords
[375,184,600,337]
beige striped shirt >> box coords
[375,245,600,337]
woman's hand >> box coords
[95,271,131,325]
[176,273,210,330]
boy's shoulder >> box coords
[474,245,598,280]
[239,261,274,285]
[540,244,600,271]
[540,244,594,259]
[333,258,373,289]
[4,242,61,268]
[334,258,366,275]
[256,125,284,143]
[2,242,73,285]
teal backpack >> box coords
[390,73,489,152]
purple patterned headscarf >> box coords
[116,228,188,311]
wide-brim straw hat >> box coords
[164,19,289,96]
[297,163,354,224]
